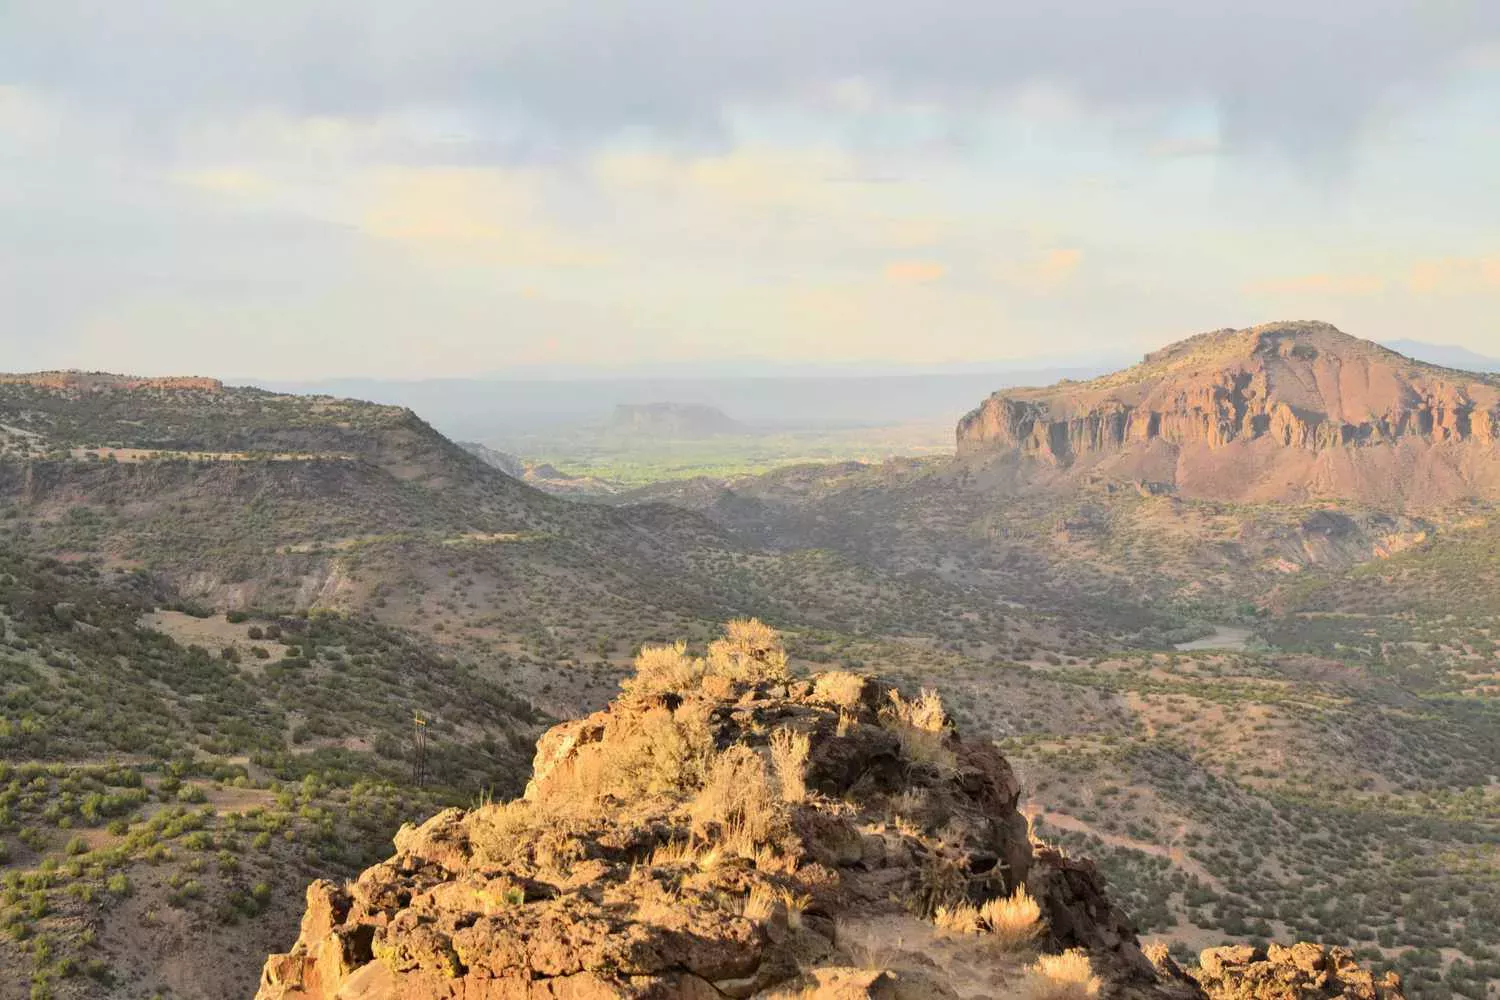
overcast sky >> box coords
[3,2,1498,378]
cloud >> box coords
[1038,248,1082,284]
[990,248,1085,294]
[884,260,947,284]
[1408,256,1500,294]
[174,168,271,196]
[3,2,1497,159]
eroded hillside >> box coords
[956,323,1500,505]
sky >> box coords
[2,2,1499,379]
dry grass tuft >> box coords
[811,670,868,710]
[881,688,956,771]
[623,621,790,698]
[931,886,1041,951]
[470,800,536,866]
[707,618,790,684]
[885,688,948,732]
[980,886,1043,951]
[1025,950,1100,1000]
[623,641,706,697]
[933,901,984,935]
[690,744,792,865]
[770,727,811,802]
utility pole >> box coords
[412,713,428,788]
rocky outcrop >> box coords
[0,371,223,393]
[255,642,1180,1000]
[956,324,1500,502]
[1188,943,1405,1000]
[258,625,1402,1000]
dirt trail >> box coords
[1026,805,1223,890]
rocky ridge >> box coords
[955,323,1500,504]
[256,622,1400,1000]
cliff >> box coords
[955,323,1500,504]
[256,621,1400,1000]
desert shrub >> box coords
[881,688,955,771]
[471,800,537,867]
[705,619,788,684]
[811,671,867,710]
[690,745,792,865]
[622,642,705,697]
[1026,950,1100,1000]
[934,901,985,934]
[622,621,790,697]
[981,886,1043,950]
[612,708,716,798]
[769,728,810,803]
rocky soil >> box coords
[255,623,1401,1000]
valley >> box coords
[0,324,1497,998]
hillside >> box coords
[0,552,545,999]
[258,623,1402,1000]
[2,358,1499,997]
[584,328,1500,999]
[957,323,1500,506]
[0,374,1013,717]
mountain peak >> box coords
[956,322,1500,505]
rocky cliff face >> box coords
[256,623,1399,1000]
[0,371,224,393]
[956,323,1500,504]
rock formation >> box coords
[956,323,1500,505]
[612,403,745,437]
[1185,943,1404,1000]
[256,622,1399,1000]
[0,371,224,393]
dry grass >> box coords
[623,641,706,697]
[1025,950,1100,1000]
[471,800,537,866]
[738,883,811,926]
[836,710,857,737]
[980,887,1043,951]
[532,705,716,808]
[741,882,782,922]
[623,620,790,698]
[932,887,1041,952]
[690,745,795,868]
[707,618,790,683]
[933,902,985,935]
[881,688,956,771]
[770,727,811,803]
[811,670,868,710]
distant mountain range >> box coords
[247,367,1115,440]
[1380,338,1500,372]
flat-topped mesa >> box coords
[0,371,224,394]
[957,322,1500,465]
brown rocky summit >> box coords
[258,621,1400,1000]
[956,322,1500,504]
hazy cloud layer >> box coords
[5,1,1498,154]
[1,4,1498,377]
